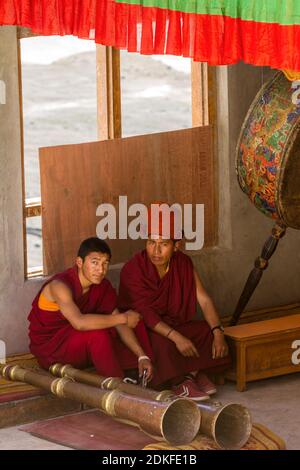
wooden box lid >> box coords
[225,314,300,340]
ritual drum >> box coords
[236,72,300,229]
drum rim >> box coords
[277,120,300,229]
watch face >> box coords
[213,325,224,333]
[212,325,223,333]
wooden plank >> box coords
[17,37,28,279]
[0,395,81,429]
[191,62,208,127]
[0,354,39,396]
[39,126,215,274]
[225,314,300,390]
[96,46,122,140]
[207,66,218,243]
[191,64,218,245]
[191,64,217,131]
[225,314,300,339]
[236,343,246,392]
[245,333,300,373]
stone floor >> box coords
[217,373,300,450]
[0,373,299,450]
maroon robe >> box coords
[28,266,152,377]
[118,250,231,386]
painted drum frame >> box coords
[236,72,300,229]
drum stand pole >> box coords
[229,222,287,326]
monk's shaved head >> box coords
[77,237,111,261]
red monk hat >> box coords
[147,201,183,240]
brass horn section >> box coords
[49,363,174,401]
[197,401,252,450]
[0,364,200,446]
[48,363,252,449]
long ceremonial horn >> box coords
[197,401,252,450]
[49,363,252,449]
[49,363,174,401]
[0,364,200,446]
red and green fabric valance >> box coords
[1,0,300,72]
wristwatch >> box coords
[211,325,224,334]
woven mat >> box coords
[143,423,286,450]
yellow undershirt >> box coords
[38,292,60,311]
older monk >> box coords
[118,203,230,401]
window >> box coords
[19,35,97,272]
[121,51,192,137]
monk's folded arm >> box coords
[152,321,199,357]
[131,305,182,341]
[50,281,127,331]
[152,321,180,341]
[137,307,161,329]
[68,311,128,331]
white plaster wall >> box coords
[0,27,44,355]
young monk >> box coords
[28,237,153,381]
[118,203,231,401]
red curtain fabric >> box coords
[1,1,300,71]
[0,1,96,37]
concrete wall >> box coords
[0,26,299,355]
[0,27,39,355]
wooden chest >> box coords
[225,314,300,391]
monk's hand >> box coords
[138,357,154,382]
[172,333,199,358]
[125,310,141,328]
[212,331,229,359]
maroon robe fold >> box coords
[118,250,231,386]
[28,266,152,377]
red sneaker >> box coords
[194,372,217,395]
[172,378,209,401]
